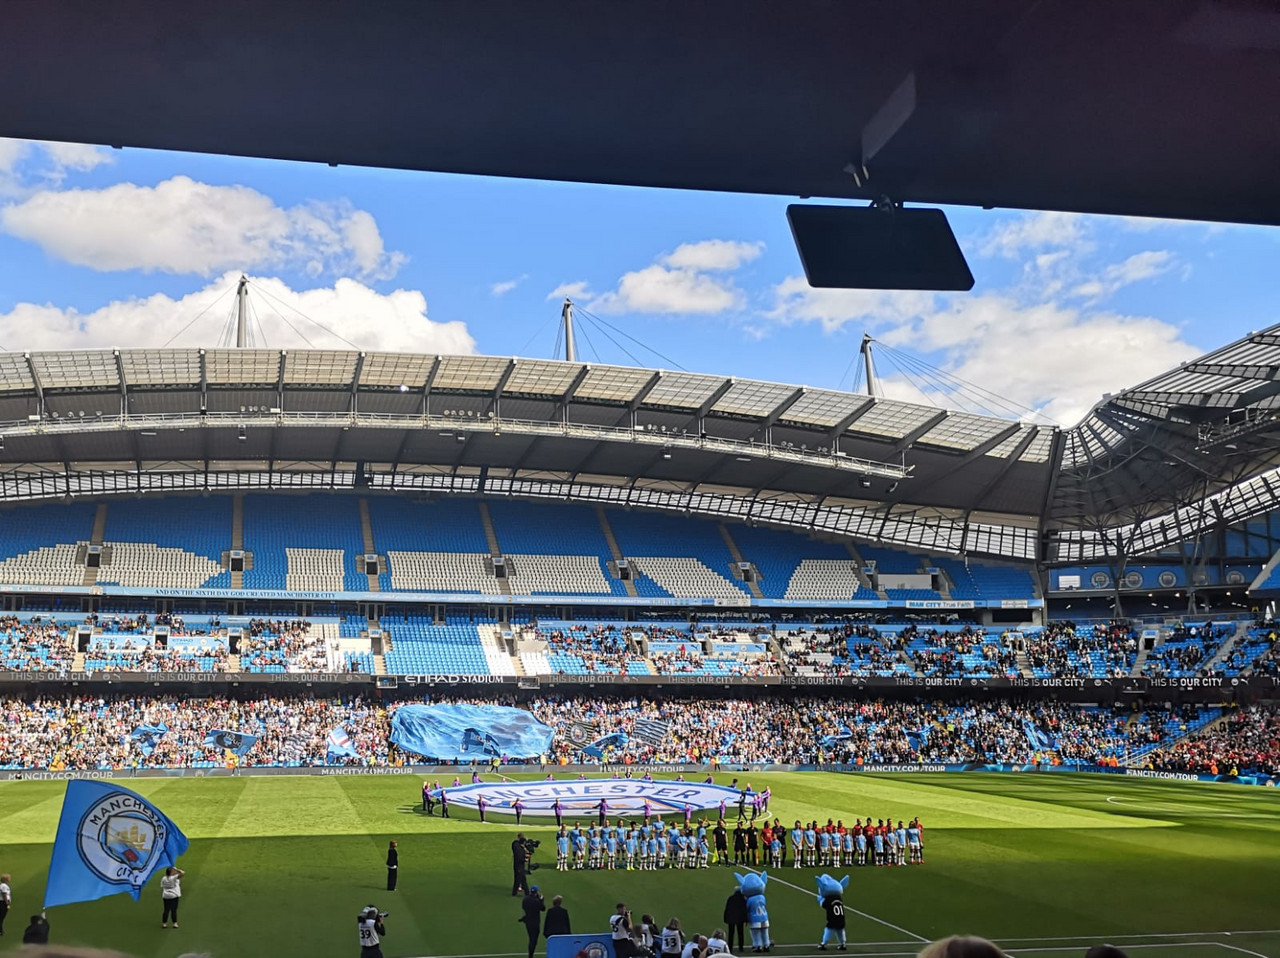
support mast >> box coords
[236,275,249,348]
[860,333,880,397]
[561,298,577,363]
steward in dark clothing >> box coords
[520,888,546,958]
[23,913,50,945]
[386,841,399,891]
[723,889,749,954]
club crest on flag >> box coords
[77,794,168,887]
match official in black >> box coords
[512,832,530,896]
[519,885,546,958]
[545,894,572,939]
[386,841,399,891]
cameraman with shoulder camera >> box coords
[512,832,531,896]
[358,905,388,958]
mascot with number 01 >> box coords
[815,873,849,951]
[734,871,771,953]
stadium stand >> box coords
[0,501,95,586]
[605,509,747,599]
[99,498,231,590]
[0,692,1260,771]
[382,616,491,675]
[369,498,498,593]
[727,524,857,600]
[243,495,366,591]
[485,501,628,596]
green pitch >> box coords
[1,772,1277,958]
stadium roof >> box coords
[4,330,1280,563]
[4,1,1280,226]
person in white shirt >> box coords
[661,917,684,958]
[610,903,635,958]
[706,930,731,955]
[359,905,387,958]
[682,935,709,958]
[160,866,184,929]
[0,872,11,937]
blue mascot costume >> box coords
[815,874,849,950]
[735,871,771,952]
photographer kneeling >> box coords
[358,905,388,958]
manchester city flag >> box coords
[326,726,359,761]
[44,780,189,908]
[203,728,258,756]
[562,721,600,748]
[128,723,168,757]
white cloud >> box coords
[547,281,592,301]
[769,277,933,333]
[584,239,764,315]
[0,175,405,280]
[491,273,529,297]
[980,210,1089,259]
[1072,250,1177,300]
[661,239,763,272]
[592,263,743,315]
[876,294,1198,424]
[0,272,474,354]
[0,138,113,195]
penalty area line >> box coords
[741,866,929,943]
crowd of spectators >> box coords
[240,618,329,672]
[0,694,389,770]
[0,617,75,671]
[0,692,1273,772]
[543,625,644,674]
[1147,705,1280,775]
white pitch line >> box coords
[998,933,1280,944]
[740,867,929,943]
[403,928,1280,958]
[1215,944,1272,958]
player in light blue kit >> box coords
[791,822,804,869]
[572,830,587,870]
[606,831,619,870]
[872,830,885,866]
[906,823,922,864]
[646,834,659,871]
[656,832,669,868]
[804,824,818,867]
[625,830,639,870]
[769,834,782,868]
[556,828,570,871]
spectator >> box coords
[544,894,571,939]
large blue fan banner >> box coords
[203,729,258,756]
[390,703,554,761]
[44,780,189,908]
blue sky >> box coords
[2,137,1277,425]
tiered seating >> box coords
[0,502,94,586]
[240,619,333,673]
[1143,623,1233,677]
[904,626,1016,678]
[99,542,226,589]
[0,617,76,670]
[385,552,501,593]
[1124,707,1224,765]
[781,560,862,601]
[539,623,650,675]
[519,648,553,675]
[99,498,230,589]
[371,498,489,591]
[285,548,347,591]
[606,509,747,599]
[1024,622,1136,678]
[727,525,853,600]
[487,501,627,597]
[507,554,618,595]
[1227,628,1276,675]
[930,556,1038,601]
[630,557,748,600]
[780,626,911,677]
[243,495,366,591]
[383,617,491,674]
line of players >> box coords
[554,816,925,871]
[781,818,925,868]
[556,819,711,871]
